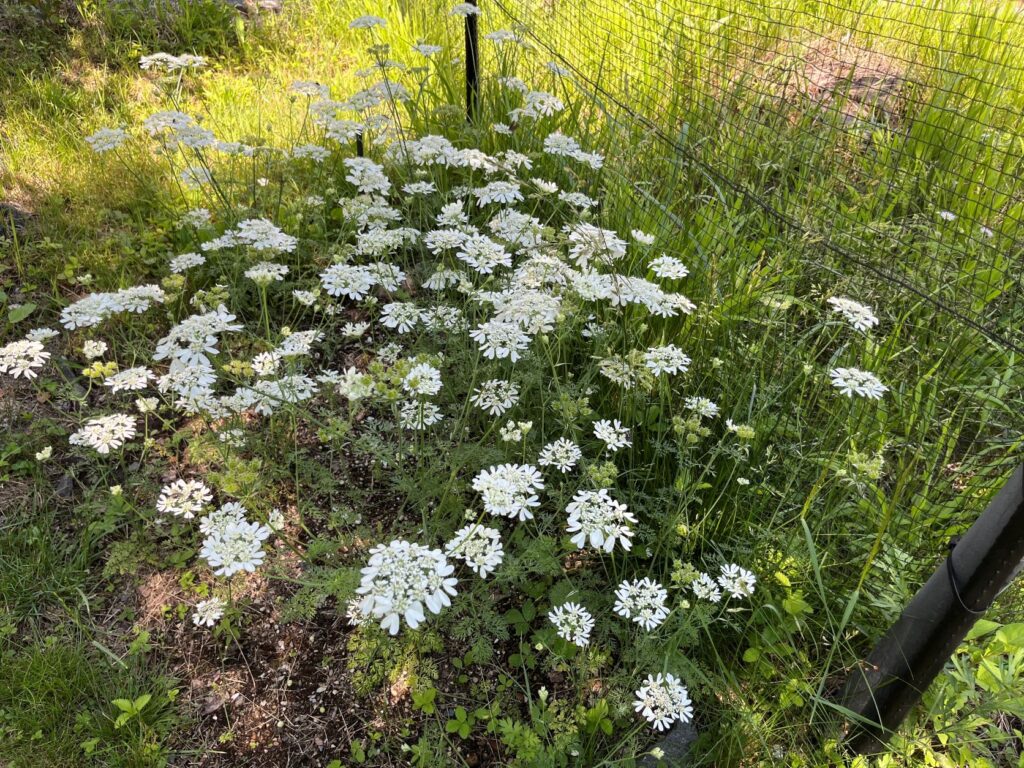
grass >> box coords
[1,0,1022,766]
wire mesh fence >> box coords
[477,0,1024,746]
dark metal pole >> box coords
[465,0,480,122]
[355,130,364,158]
[840,464,1024,754]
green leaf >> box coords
[965,619,1001,641]
[995,622,1024,648]
[742,647,762,663]
[111,698,135,713]
[8,302,36,324]
[133,693,152,712]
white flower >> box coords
[717,563,757,599]
[82,340,107,359]
[267,508,286,531]
[349,14,387,28]
[35,446,53,461]
[457,235,512,274]
[500,420,532,442]
[203,218,297,254]
[644,345,691,376]
[356,539,458,635]
[320,263,375,300]
[938,210,957,221]
[403,181,437,196]
[85,127,128,152]
[200,513,272,577]
[403,363,443,397]
[380,302,424,334]
[342,321,370,338]
[684,397,719,419]
[170,252,205,273]
[474,181,523,207]
[829,367,888,399]
[344,157,391,195]
[469,379,519,416]
[593,419,631,452]
[648,255,689,280]
[139,52,207,71]
[244,261,289,284]
[291,143,330,162]
[450,2,482,16]
[104,366,154,393]
[565,488,636,552]
[827,297,879,332]
[473,463,544,521]
[634,673,693,731]
[691,572,722,603]
[157,479,213,519]
[180,208,211,228]
[293,289,318,306]
[632,229,655,245]
[200,502,248,537]
[69,414,136,454]
[25,327,59,342]
[470,319,531,361]
[413,43,443,57]
[548,602,594,646]
[445,524,504,578]
[538,438,582,472]
[192,597,226,628]
[613,578,669,631]
[136,397,159,414]
[531,177,559,194]
[399,400,442,429]
[0,340,50,379]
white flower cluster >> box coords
[104,367,154,393]
[469,378,519,416]
[445,524,504,577]
[827,296,879,332]
[192,597,226,628]
[60,285,166,330]
[634,673,693,731]
[139,52,207,71]
[0,339,50,379]
[85,127,128,152]
[157,479,214,519]
[565,488,637,552]
[644,344,691,376]
[356,540,458,634]
[613,578,669,630]
[691,563,758,602]
[69,414,137,454]
[473,463,544,521]
[169,252,205,273]
[245,261,290,284]
[829,367,888,399]
[538,438,582,472]
[199,502,272,577]
[548,602,595,646]
[593,419,631,452]
[202,218,298,254]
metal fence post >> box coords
[840,464,1024,753]
[465,0,480,121]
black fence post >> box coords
[355,130,364,158]
[465,0,480,122]
[840,464,1024,754]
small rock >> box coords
[638,721,698,766]
[55,474,75,499]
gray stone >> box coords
[637,722,698,766]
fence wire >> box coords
[484,0,1023,589]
